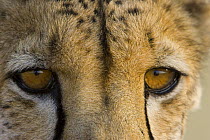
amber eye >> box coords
[12,69,55,93]
[145,68,181,95]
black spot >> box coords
[79,0,84,3]
[128,8,140,15]
[140,128,145,136]
[77,19,84,27]
[104,95,110,107]
[78,0,88,9]
[14,97,35,108]
[83,3,88,9]
[146,32,155,48]
[78,19,84,24]
[7,125,12,129]
[94,9,99,16]
[106,0,112,4]
[112,36,117,42]
[58,9,78,16]
[62,3,73,8]
[91,0,95,2]
[49,29,62,54]
[148,38,154,44]
[107,29,116,42]
[118,16,128,25]
[2,105,11,109]
[163,4,172,12]
[3,122,9,126]
[0,12,6,19]
[112,17,116,21]
[109,10,115,17]
[3,122,12,129]
[115,0,122,5]
[92,16,97,23]
[49,34,59,48]
[119,16,125,21]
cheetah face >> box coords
[0,0,209,139]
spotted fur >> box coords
[0,0,209,139]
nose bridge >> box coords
[59,69,150,140]
[57,54,151,139]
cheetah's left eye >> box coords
[144,68,181,95]
[12,69,55,93]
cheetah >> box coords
[0,0,209,139]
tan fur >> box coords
[0,0,209,139]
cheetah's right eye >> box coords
[12,69,55,93]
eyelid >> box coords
[5,67,48,80]
[160,61,189,76]
[147,66,188,77]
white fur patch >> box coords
[5,80,58,140]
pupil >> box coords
[153,70,159,76]
[34,70,41,76]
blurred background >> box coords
[185,56,210,140]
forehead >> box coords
[105,0,203,74]
[0,0,202,76]
[0,0,101,71]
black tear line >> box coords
[145,94,155,140]
[53,74,66,140]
